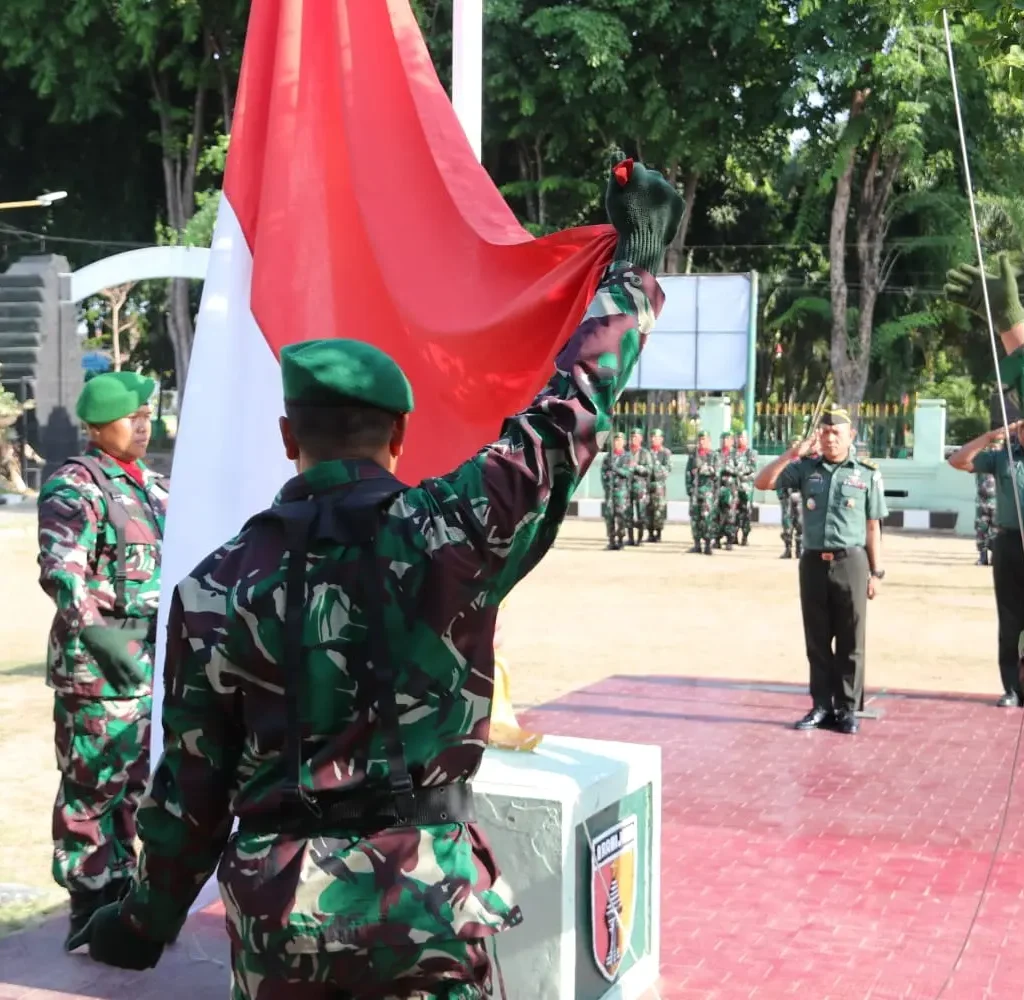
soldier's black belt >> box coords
[803,547,863,562]
[237,783,476,836]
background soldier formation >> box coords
[975,466,996,566]
[779,435,804,558]
[601,427,670,548]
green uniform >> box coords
[688,449,718,553]
[620,446,653,544]
[972,446,1024,699]
[38,447,167,905]
[601,447,628,548]
[734,446,757,544]
[775,450,887,713]
[714,449,739,547]
[646,444,671,540]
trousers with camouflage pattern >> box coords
[229,934,492,999]
[51,694,151,893]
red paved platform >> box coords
[3,676,1024,999]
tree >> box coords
[0,0,249,388]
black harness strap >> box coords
[66,455,131,616]
[243,475,475,834]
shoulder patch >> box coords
[858,458,878,470]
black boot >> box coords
[781,545,792,559]
[65,880,130,952]
[689,541,701,553]
[978,550,989,566]
[795,540,802,558]
[703,539,713,555]
[725,538,734,551]
[627,526,635,546]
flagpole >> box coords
[452,0,483,162]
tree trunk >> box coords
[829,87,870,408]
[534,137,546,230]
[517,143,537,225]
[853,140,901,409]
[111,298,122,371]
[152,72,207,392]
[664,166,700,273]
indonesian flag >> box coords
[150,0,615,908]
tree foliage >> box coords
[3,0,1024,420]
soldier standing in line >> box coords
[621,425,653,546]
[976,465,997,566]
[602,432,627,550]
[684,433,702,553]
[68,159,683,998]
[778,435,804,559]
[714,431,740,550]
[734,429,758,546]
[36,371,169,950]
[646,427,672,542]
[690,431,718,555]
[755,408,888,735]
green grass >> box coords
[0,894,64,940]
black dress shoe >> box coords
[997,692,1022,707]
[794,707,831,730]
[834,710,859,735]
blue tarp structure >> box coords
[82,351,112,374]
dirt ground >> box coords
[0,507,1002,901]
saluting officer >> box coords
[754,408,888,734]
[948,419,1024,706]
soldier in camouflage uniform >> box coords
[689,431,718,555]
[976,468,996,566]
[70,159,683,998]
[778,435,804,558]
[714,431,740,550]
[36,371,168,950]
[601,432,627,549]
[646,428,671,542]
[621,426,653,545]
[733,429,758,546]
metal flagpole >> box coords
[451,0,483,162]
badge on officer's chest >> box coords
[806,498,816,510]
[845,498,855,508]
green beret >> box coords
[76,371,154,426]
[651,428,664,437]
[281,339,414,414]
[721,430,733,439]
[613,431,625,439]
[698,429,710,438]
[631,426,643,435]
[820,407,851,427]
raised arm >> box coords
[948,426,1016,473]
[422,160,683,599]
[754,435,815,492]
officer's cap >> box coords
[820,407,851,427]
[76,371,155,426]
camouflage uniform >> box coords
[601,443,627,549]
[976,472,996,565]
[689,448,718,554]
[37,447,167,898]
[734,445,758,545]
[620,444,653,544]
[113,264,665,997]
[646,441,672,541]
[778,484,803,558]
[714,449,740,548]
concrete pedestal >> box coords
[474,736,661,1000]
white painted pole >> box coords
[451,0,483,162]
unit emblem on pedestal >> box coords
[590,815,638,982]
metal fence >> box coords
[748,401,913,459]
[610,393,914,460]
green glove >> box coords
[64,902,164,970]
[944,252,1024,333]
[605,157,684,275]
[79,625,148,691]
